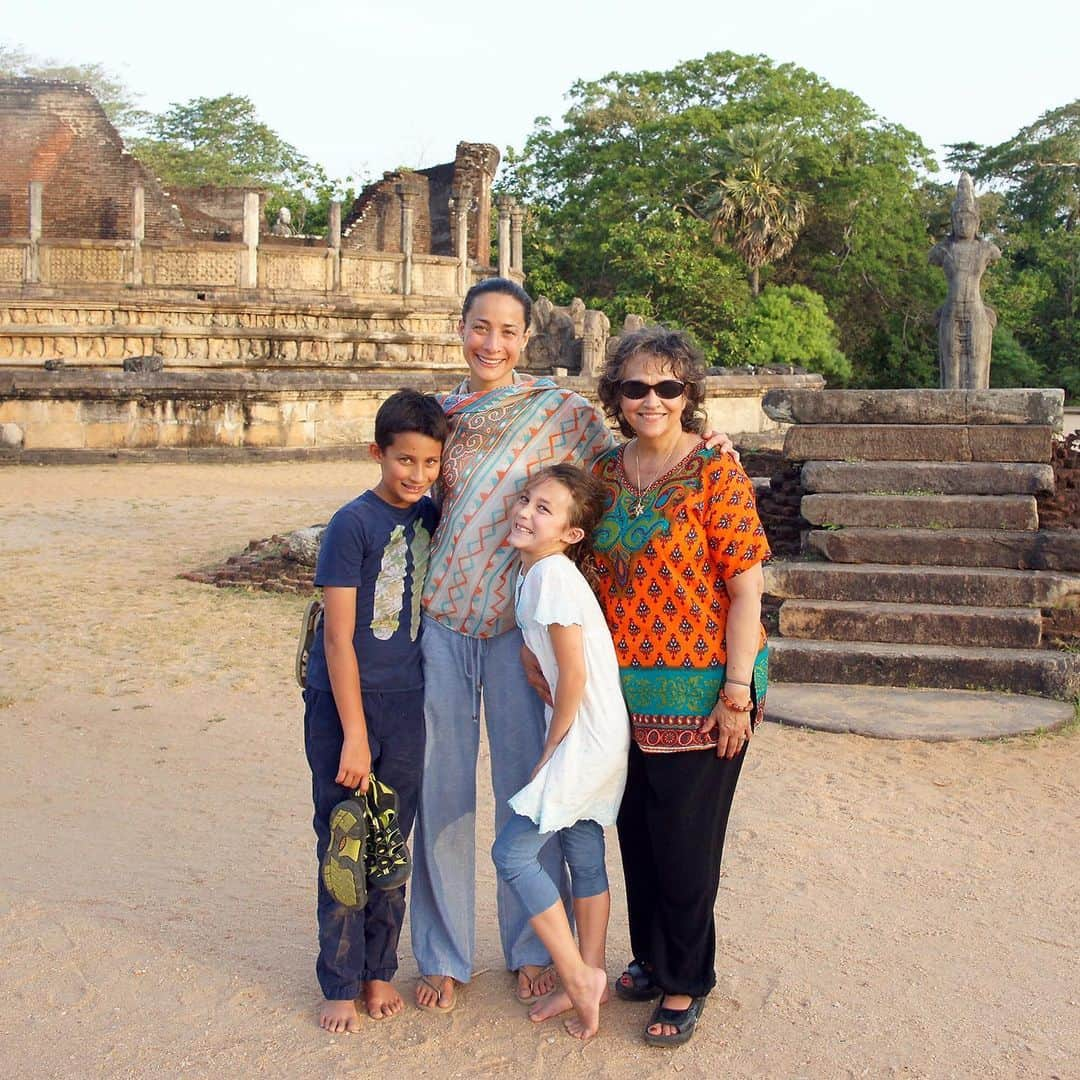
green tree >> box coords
[130,95,349,232]
[503,52,940,384]
[701,126,806,296]
[741,284,850,380]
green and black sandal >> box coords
[295,598,323,689]
[322,795,368,909]
[364,774,412,891]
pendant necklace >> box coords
[630,438,684,517]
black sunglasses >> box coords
[618,379,687,400]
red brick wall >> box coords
[341,171,431,254]
[0,78,188,242]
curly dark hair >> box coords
[596,326,708,439]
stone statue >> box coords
[581,308,610,378]
[929,173,1001,389]
[525,296,576,372]
[270,206,293,237]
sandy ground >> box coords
[0,460,1078,1080]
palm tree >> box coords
[704,126,807,296]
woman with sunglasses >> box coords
[590,326,770,1048]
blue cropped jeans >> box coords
[492,813,608,918]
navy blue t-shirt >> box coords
[305,490,439,694]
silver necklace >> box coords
[630,438,684,517]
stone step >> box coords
[765,683,1077,741]
[769,638,1079,698]
[805,528,1080,571]
[801,493,1038,531]
[764,560,1080,609]
[800,460,1055,496]
[784,425,1052,463]
[778,599,1043,648]
[762,388,1064,427]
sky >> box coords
[6,0,1078,186]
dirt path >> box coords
[1,462,1077,1079]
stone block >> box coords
[967,426,1053,462]
[765,683,1076,741]
[379,343,409,365]
[0,422,24,448]
[768,638,1078,698]
[805,527,1080,571]
[764,560,1080,609]
[242,423,287,449]
[314,419,371,447]
[800,460,1056,495]
[800,493,1038,530]
[22,421,85,449]
[778,598,1042,648]
[247,402,286,425]
[763,388,1065,427]
[784,425,1053,463]
[124,421,164,449]
[84,421,132,449]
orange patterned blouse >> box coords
[591,443,770,752]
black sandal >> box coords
[643,995,707,1047]
[614,958,662,1002]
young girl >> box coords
[491,464,630,1040]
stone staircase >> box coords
[761,389,1080,700]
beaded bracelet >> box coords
[719,690,753,713]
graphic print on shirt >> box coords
[408,521,431,639]
[370,520,431,642]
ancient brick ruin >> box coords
[0,77,815,457]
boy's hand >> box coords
[336,737,371,794]
[521,645,553,707]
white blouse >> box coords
[509,554,630,833]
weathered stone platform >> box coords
[765,683,1075,741]
[763,388,1078,708]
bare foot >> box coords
[560,966,608,1041]
[647,993,693,1038]
[364,979,403,1020]
[516,963,556,1002]
[415,974,456,1012]
[530,981,610,1024]
[320,997,362,1033]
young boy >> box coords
[303,388,447,1031]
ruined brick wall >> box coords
[1037,431,1080,530]
[418,161,454,256]
[168,186,264,241]
[341,172,431,254]
[0,78,187,242]
[453,142,499,265]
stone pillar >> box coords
[131,185,145,287]
[497,195,512,279]
[241,191,260,289]
[510,203,524,275]
[398,184,415,297]
[451,183,472,296]
[26,181,43,284]
[328,199,342,291]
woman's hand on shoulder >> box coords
[701,429,738,460]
